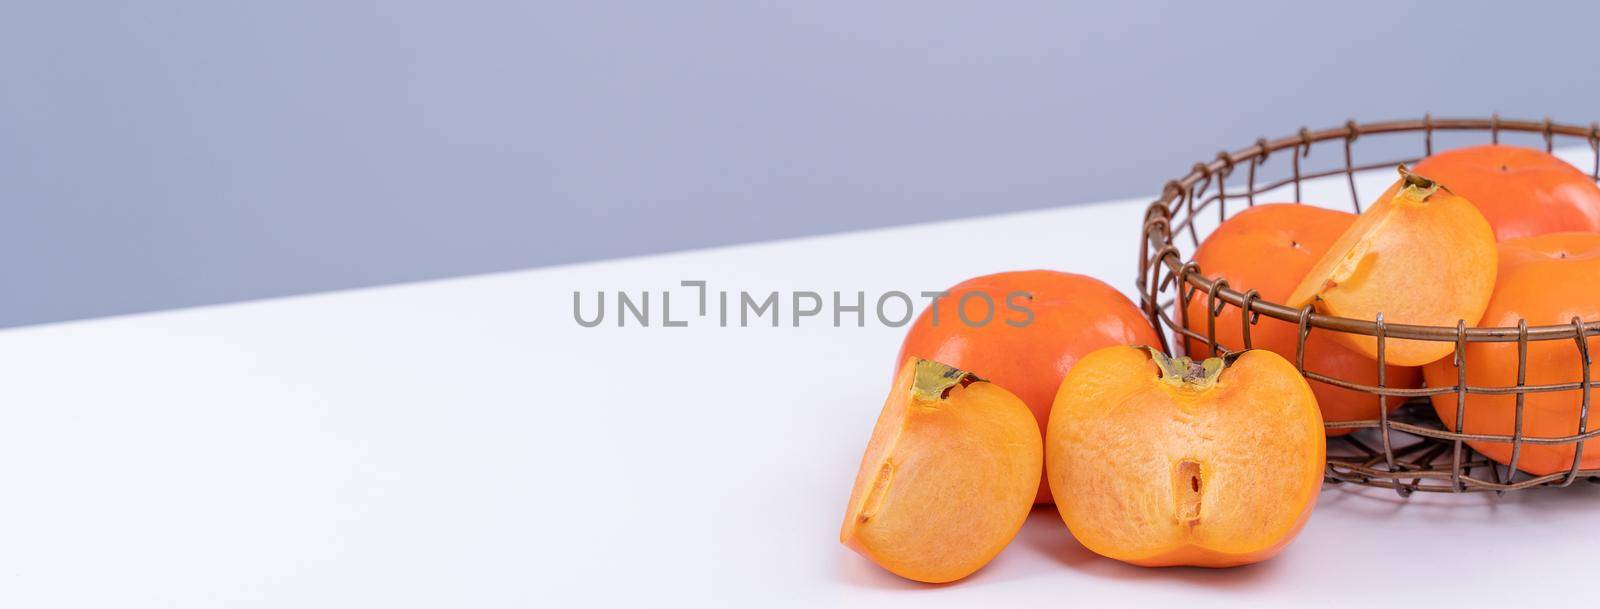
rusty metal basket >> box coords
[1137,115,1600,495]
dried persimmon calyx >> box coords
[1138,346,1225,391]
[909,359,981,401]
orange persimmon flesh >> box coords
[1184,203,1421,434]
[1423,232,1600,475]
[1047,346,1324,567]
[1287,166,1497,366]
[841,357,1042,583]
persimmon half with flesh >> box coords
[899,270,1159,504]
[1047,346,1324,567]
[841,357,1042,583]
[1183,203,1421,434]
[1423,232,1600,475]
[1287,166,1498,366]
[1412,144,1600,241]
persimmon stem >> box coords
[910,358,980,401]
[1396,164,1441,201]
[1140,346,1226,391]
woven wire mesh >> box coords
[1137,116,1600,495]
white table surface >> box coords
[3,158,1597,608]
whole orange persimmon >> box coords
[898,270,1159,504]
[1423,232,1600,475]
[1047,346,1325,567]
[1412,144,1600,241]
[1185,204,1421,433]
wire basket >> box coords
[1137,116,1600,495]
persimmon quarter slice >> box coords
[840,358,1042,583]
[1047,346,1324,567]
[1184,203,1422,433]
[1286,166,1497,366]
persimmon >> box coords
[1184,204,1422,434]
[1287,166,1497,366]
[1423,232,1600,475]
[1412,144,1600,241]
[1046,346,1324,567]
[840,358,1042,583]
[899,270,1159,504]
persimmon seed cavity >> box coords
[858,461,893,523]
[1175,459,1203,525]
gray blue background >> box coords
[6,1,1600,328]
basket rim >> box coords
[1140,115,1600,345]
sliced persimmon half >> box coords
[840,357,1042,583]
[1046,346,1324,567]
[1286,166,1497,366]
